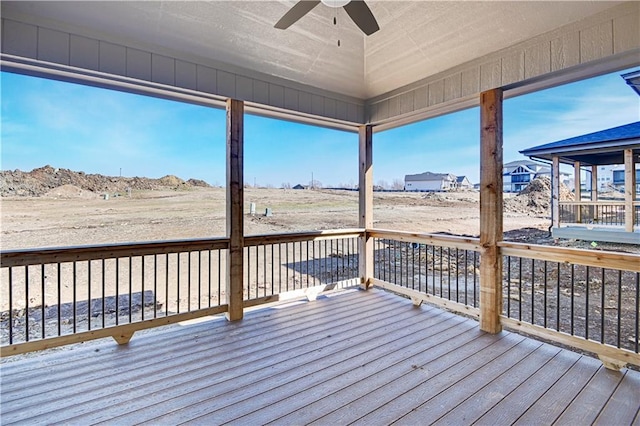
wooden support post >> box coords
[552,157,560,229]
[624,149,636,232]
[591,165,598,202]
[574,161,582,223]
[359,125,373,290]
[226,99,244,321]
[479,88,503,334]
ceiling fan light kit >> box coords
[275,0,379,36]
[321,0,350,8]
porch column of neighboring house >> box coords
[479,88,503,334]
[591,165,598,201]
[359,125,374,290]
[552,157,561,228]
[624,149,636,232]
[574,161,582,223]
[591,165,598,223]
[226,98,244,321]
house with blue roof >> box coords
[521,121,640,244]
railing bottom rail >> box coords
[1,305,228,357]
[372,278,480,318]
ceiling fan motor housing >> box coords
[321,0,350,8]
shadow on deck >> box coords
[1,288,639,425]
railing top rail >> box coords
[0,237,231,267]
[368,228,481,252]
[498,241,640,272]
[559,201,627,206]
[244,228,365,246]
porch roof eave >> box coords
[522,140,640,166]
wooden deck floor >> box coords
[1,288,639,425]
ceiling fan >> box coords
[275,0,380,36]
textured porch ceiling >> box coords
[2,1,624,99]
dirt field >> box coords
[2,187,638,357]
[1,187,550,250]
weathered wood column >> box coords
[624,149,636,232]
[226,98,244,321]
[359,125,373,290]
[552,157,561,229]
[574,161,582,222]
[479,88,503,334]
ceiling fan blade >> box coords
[343,1,379,36]
[275,1,321,29]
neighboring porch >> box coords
[521,122,640,245]
[2,288,639,425]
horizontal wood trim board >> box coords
[1,238,230,267]
[243,229,365,246]
[500,316,640,368]
[372,278,480,319]
[0,305,229,357]
[498,242,640,272]
[368,229,482,252]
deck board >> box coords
[596,372,640,425]
[514,356,601,425]
[555,365,625,425]
[1,287,639,426]
[430,344,563,425]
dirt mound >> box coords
[187,178,210,187]
[0,165,211,197]
[43,185,99,199]
[505,176,574,215]
[158,175,185,187]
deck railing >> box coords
[559,201,640,227]
[2,229,639,367]
[365,229,639,367]
[499,242,640,366]
[1,239,229,354]
[243,231,360,306]
[0,230,360,356]
[369,229,482,317]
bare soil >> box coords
[1,185,638,362]
[1,187,552,250]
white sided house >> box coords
[405,172,457,192]
[456,176,474,190]
[503,159,568,192]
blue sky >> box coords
[1,67,639,187]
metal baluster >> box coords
[9,267,13,344]
[41,264,46,338]
[25,265,29,342]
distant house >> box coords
[292,184,308,190]
[405,172,457,191]
[596,165,640,192]
[455,176,473,190]
[502,160,569,193]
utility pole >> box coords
[311,172,314,189]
